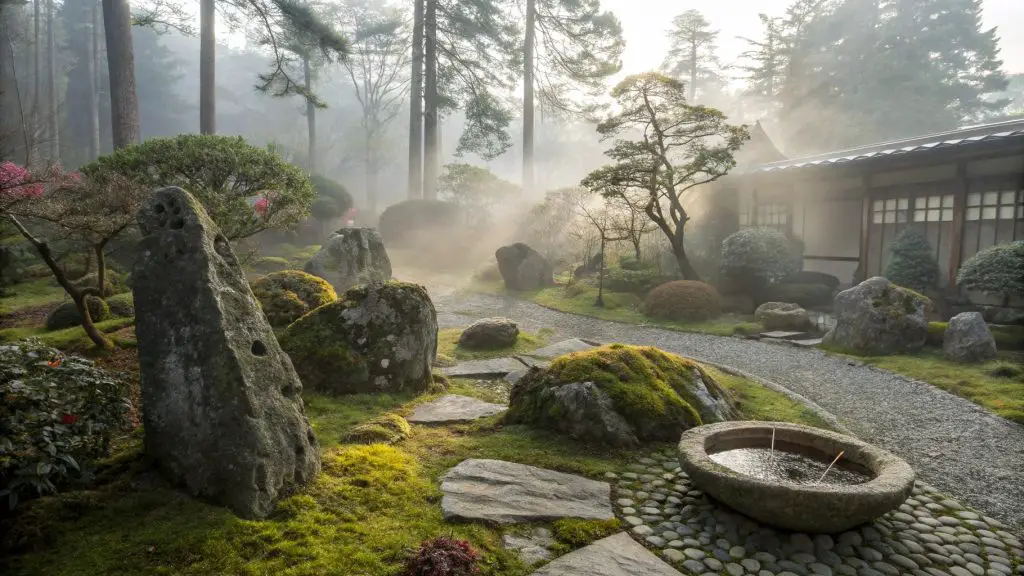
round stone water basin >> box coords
[678,421,916,534]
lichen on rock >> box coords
[132,186,320,520]
[251,270,337,328]
[823,276,930,355]
[279,280,438,395]
[304,227,392,292]
[505,344,738,447]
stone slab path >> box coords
[432,289,1024,529]
[610,448,1024,576]
[440,459,614,524]
[441,357,527,378]
[407,394,506,424]
[529,532,684,576]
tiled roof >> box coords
[747,119,1024,174]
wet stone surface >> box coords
[607,449,1024,576]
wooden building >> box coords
[726,119,1024,305]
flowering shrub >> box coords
[0,162,45,202]
[0,340,133,508]
[400,536,481,576]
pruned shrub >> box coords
[310,174,353,215]
[0,340,133,508]
[603,268,674,295]
[71,270,129,297]
[618,256,653,271]
[885,228,939,292]
[761,283,834,308]
[957,241,1024,303]
[44,297,111,331]
[379,199,462,248]
[720,228,801,294]
[251,270,337,328]
[642,280,722,322]
[105,293,134,318]
[401,536,481,576]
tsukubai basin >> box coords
[678,421,916,534]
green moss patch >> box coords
[549,518,622,554]
[251,270,337,328]
[341,413,411,445]
[437,327,551,361]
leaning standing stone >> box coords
[132,187,320,520]
[304,227,392,292]
[943,312,997,363]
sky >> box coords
[600,0,1024,81]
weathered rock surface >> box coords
[755,301,811,331]
[441,357,527,378]
[458,317,520,349]
[495,243,553,291]
[279,281,437,394]
[983,305,1024,326]
[944,311,997,363]
[440,459,614,524]
[304,227,392,292]
[525,338,598,359]
[823,276,929,355]
[503,527,555,566]
[407,394,507,424]
[529,532,684,576]
[132,186,320,520]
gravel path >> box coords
[429,286,1024,530]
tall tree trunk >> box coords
[422,0,438,200]
[522,0,536,195]
[199,0,215,134]
[1,11,31,163]
[90,0,102,157]
[689,37,697,102]
[407,0,424,199]
[673,238,700,281]
[102,0,140,149]
[303,54,316,173]
[46,0,59,160]
[365,143,378,216]
[33,0,41,159]
[85,0,100,160]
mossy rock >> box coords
[251,270,337,328]
[505,344,738,447]
[251,256,290,274]
[927,320,1024,351]
[70,271,129,297]
[824,277,929,355]
[105,293,135,318]
[341,413,411,445]
[44,297,111,330]
[279,280,438,395]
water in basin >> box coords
[710,447,872,486]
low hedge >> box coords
[602,268,675,296]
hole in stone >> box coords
[172,206,181,215]
[169,217,185,230]
[176,246,185,256]
[157,215,168,228]
[251,340,267,356]
[154,204,165,214]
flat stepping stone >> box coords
[529,532,683,576]
[515,355,551,368]
[441,459,614,524]
[790,337,823,347]
[524,338,598,359]
[441,357,527,378]
[408,395,506,424]
[760,330,808,340]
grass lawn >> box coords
[839,350,1024,425]
[0,317,136,350]
[0,278,68,315]
[1,351,832,576]
[464,280,763,338]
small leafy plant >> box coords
[401,536,481,576]
[0,340,133,508]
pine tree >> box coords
[662,9,721,103]
[885,228,939,292]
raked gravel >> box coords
[429,287,1024,531]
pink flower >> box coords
[0,162,44,200]
[254,197,270,215]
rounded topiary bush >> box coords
[310,174,353,215]
[506,344,737,447]
[105,293,135,318]
[957,241,1024,303]
[642,280,722,322]
[251,270,338,328]
[71,271,129,297]
[720,227,801,294]
[45,297,111,330]
[885,228,939,292]
[378,199,462,247]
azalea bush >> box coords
[79,134,315,240]
[0,340,133,508]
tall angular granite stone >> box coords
[304,227,392,292]
[132,187,320,519]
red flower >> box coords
[254,197,270,215]
[61,414,79,426]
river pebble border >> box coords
[607,448,1023,576]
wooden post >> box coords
[858,180,870,284]
[946,161,968,289]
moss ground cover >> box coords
[436,327,552,362]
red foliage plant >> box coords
[400,536,481,576]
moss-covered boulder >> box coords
[105,292,135,318]
[341,413,411,445]
[505,344,738,447]
[251,270,337,328]
[823,276,929,355]
[279,280,438,395]
[755,302,811,331]
[44,296,111,330]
